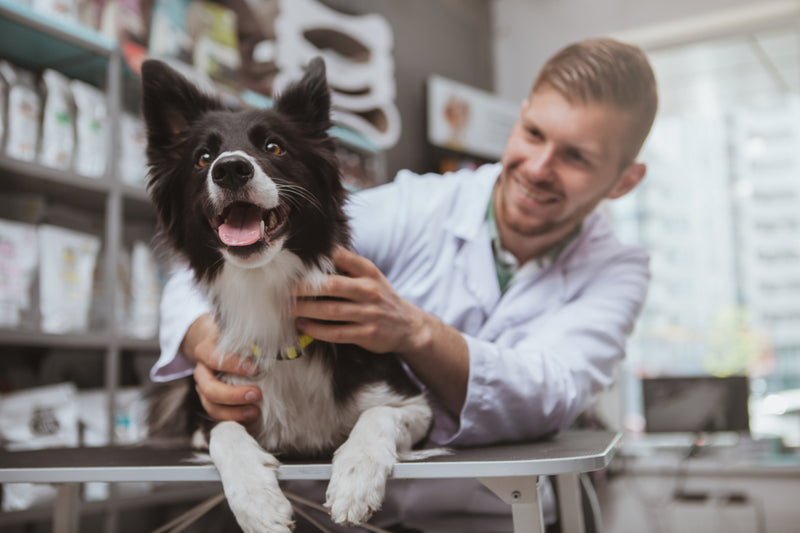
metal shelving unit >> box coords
[0,3,159,531]
[0,3,386,531]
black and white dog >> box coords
[141,58,433,532]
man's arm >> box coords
[295,245,650,447]
[294,247,469,415]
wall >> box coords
[490,0,758,101]
[319,0,494,177]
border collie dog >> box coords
[141,58,433,532]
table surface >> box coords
[0,430,621,484]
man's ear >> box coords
[140,60,222,147]
[607,162,646,199]
[274,57,331,133]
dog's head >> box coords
[141,58,349,281]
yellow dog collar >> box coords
[251,334,314,361]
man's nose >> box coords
[524,144,557,177]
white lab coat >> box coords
[151,162,649,529]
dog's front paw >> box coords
[210,422,294,533]
[224,467,294,533]
[325,438,394,525]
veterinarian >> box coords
[152,37,657,531]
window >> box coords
[608,26,800,444]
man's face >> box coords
[497,86,643,240]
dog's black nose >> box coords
[211,155,254,189]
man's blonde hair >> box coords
[532,38,658,165]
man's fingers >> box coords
[330,247,380,277]
[198,394,260,423]
[192,342,259,376]
[194,363,262,409]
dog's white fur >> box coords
[192,164,433,532]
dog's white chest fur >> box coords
[227,357,407,455]
[206,250,328,363]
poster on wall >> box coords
[427,74,518,160]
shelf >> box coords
[0,1,114,85]
[0,154,110,212]
[0,483,220,528]
[0,329,159,351]
[0,328,111,350]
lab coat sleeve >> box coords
[430,247,650,446]
[149,267,212,382]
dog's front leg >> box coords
[209,421,294,533]
[325,397,432,525]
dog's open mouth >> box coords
[211,202,288,248]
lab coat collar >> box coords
[443,163,502,242]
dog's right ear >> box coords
[140,60,222,149]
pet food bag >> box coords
[38,225,101,333]
[0,61,41,161]
[0,383,79,511]
[78,387,151,501]
[119,112,148,186]
[128,241,161,339]
[0,382,79,451]
[70,79,107,178]
[38,69,75,171]
[0,219,39,328]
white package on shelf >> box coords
[38,69,75,171]
[119,112,148,187]
[0,60,41,161]
[0,382,79,451]
[31,0,80,24]
[0,219,39,328]
[37,225,101,333]
[129,241,161,339]
[78,387,151,501]
[70,79,107,178]
[0,383,79,512]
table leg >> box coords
[53,483,80,533]
[555,473,585,533]
[479,476,544,533]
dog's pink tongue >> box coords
[218,205,262,246]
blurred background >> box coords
[1,0,799,532]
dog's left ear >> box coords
[274,57,331,132]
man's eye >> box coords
[197,152,212,168]
[265,142,285,155]
[565,149,587,165]
[526,127,543,141]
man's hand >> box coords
[293,247,469,415]
[182,313,262,423]
[293,247,429,355]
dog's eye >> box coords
[196,152,212,168]
[265,142,285,156]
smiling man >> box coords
[153,37,658,531]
